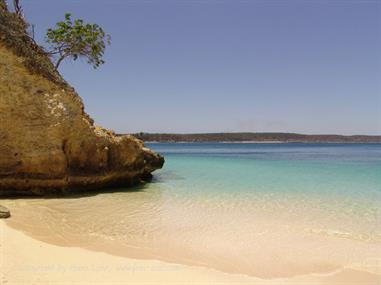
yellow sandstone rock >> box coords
[0,1,163,195]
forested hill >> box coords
[133,132,381,143]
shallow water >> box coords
[3,143,381,278]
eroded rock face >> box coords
[0,4,163,195]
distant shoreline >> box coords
[131,132,381,143]
[143,141,381,144]
[145,141,285,143]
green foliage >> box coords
[46,13,110,69]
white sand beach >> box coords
[1,221,380,285]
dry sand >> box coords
[1,221,380,285]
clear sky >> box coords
[21,0,381,135]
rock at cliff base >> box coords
[0,205,10,218]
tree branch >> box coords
[13,0,22,17]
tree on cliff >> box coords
[46,13,110,70]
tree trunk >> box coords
[54,55,66,70]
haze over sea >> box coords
[4,143,381,278]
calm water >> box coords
[4,143,381,278]
[151,142,381,197]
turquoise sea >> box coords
[4,143,381,278]
[150,142,381,198]
[150,143,381,242]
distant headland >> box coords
[133,132,381,143]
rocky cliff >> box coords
[0,1,164,195]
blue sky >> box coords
[21,0,380,134]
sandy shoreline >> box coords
[1,221,380,285]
